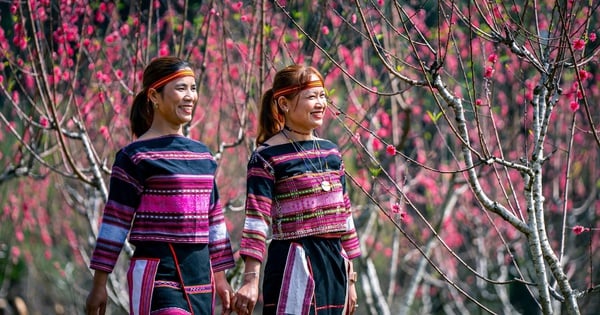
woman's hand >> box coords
[232,258,261,314]
[347,269,358,315]
[348,280,358,315]
[85,271,108,315]
[214,271,235,315]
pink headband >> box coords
[273,79,324,99]
[148,69,195,91]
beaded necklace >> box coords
[281,129,332,192]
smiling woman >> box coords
[85,56,235,315]
[233,65,361,315]
[143,68,197,136]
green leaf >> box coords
[426,110,442,122]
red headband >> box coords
[148,69,195,91]
[273,79,324,99]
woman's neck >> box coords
[283,125,313,141]
[140,123,183,140]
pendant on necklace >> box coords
[321,180,332,192]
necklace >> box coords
[284,125,311,136]
[282,130,332,192]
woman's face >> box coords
[153,72,198,128]
[283,74,327,133]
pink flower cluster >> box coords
[483,53,498,79]
[572,225,589,235]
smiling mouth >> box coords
[180,106,194,113]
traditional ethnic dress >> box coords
[90,135,235,315]
[240,138,361,315]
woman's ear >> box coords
[277,96,289,112]
[148,88,159,104]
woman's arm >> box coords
[232,257,262,315]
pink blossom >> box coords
[232,1,243,11]
[105,33,115,44]
[384,248,392,257]
[487,53,498,63]
[159,46,169,56]
[399,212,410,223]
[386,144,396,156]
[372,138,383,151]
[15,230,24,242]
[351,14,357,24]
[569,101,579,112]
[572,225,589,235]
[39,116,49,128]
[573,39,585,50]
[484,66,494,78]
[475,99,483,106]
[392,204,401,213]
[11,246,20,261]
[99,126,110,140]
[578,69,589,80]
[95,11,105,23]
[321,26,330,35]
[120,24,130,37]
[589,33,596,42]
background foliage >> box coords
[0,0,598,314]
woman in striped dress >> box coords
[86,57,235,315]
[233,65,361,315]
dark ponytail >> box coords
[256,88,285,145]
[130,89,154,138]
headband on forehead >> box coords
[148,69,195,92]
[272,79,324,99]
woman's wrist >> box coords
[349,271,358,284]
[243,271,260,284]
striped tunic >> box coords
[240,139,361,263]
[90,135,234,273]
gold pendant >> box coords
[321,180,331,191]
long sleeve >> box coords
[339,166,361,260]
[239,152,274,263]
[208,182,235,271]
[90,151,142,273]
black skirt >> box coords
[262,237,349,315]
[130,242,214,315]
